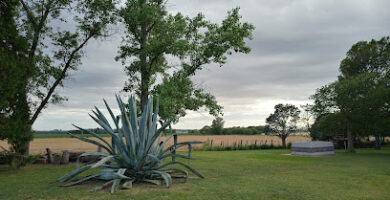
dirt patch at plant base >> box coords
[0,135,310,154]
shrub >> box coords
[57,96,203,193]
[195,140,286,151]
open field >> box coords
[1,148,390,200]
[0,135,310,154]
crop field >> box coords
[0,135,310,154]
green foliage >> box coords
[0,0,32,155]
[210,117,225,135]
[0,150,39,168]
[1,0,118,155]
[57,96,203,193]
[116,0,254,120]
[310,112,346,140]
[153,73,222,122]
[309,36,390,152]
[196,139,287,151]
[199,125,265,135]
[265,104,300,148]
[340,36,390,78]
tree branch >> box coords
[20,0,36,27]
[30,33,95,124]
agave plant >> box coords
[57,95,203,193]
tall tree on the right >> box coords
[310,36,390,152]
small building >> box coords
[291,141,334,156]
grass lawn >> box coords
[1,148,389,200]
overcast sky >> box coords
[33,0,390,130]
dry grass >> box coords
[0,135,310,154]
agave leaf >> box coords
[136,99,151,161]
[92,107,111,130]
[151,170,172,188]
[88,114,131,164]
[156,161,204,179]
[89,113,114,134]
[145,101,159,153]
[89,113,127,155]
[157,120,171,135]
[73,125,113,152]
[66,133,112,154]
[163,168,189,180]
[111,168,126,194]
[120,109,136,158]
[62,174,99,187]
[116,96,134,153]
[94,180,114,191]
[128,96,139,151]
[122,180,133,189]
[159,153,199,160]
[147,154,161,163]
[103,99,120,133]
[151,134,162,154]
[91,156,114,168]
[98,168,130,181]
[155,135,173,155]
[57,164,93,182]
[143,179,162,185]
[76,152,110,168]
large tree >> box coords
[210,117,225,135]
[265,104,300,149]
[310,36,390,152]
[0,0,31,153]
[116,0,254,121]
[0,0,117,155]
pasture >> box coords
[1,148,389,200]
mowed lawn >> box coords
[1,149,390,200]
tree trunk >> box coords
[22,127,33,156]
[375,134,381,150]
[346,119,355,153]
[139,23,149,110]
[281,136,287,149]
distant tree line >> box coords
[197,117,265,135]
[198,126,265,135]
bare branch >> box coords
[30,33,96,123]
[20,0,37,27]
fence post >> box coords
[46,148,53,164]
[60,150,70,165]
[172,134,177,162]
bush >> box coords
[0,152,39,168]
[195,139,287,151]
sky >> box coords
[33,0,390,130]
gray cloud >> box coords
[34,0,390,130]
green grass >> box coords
[1,148,390,200]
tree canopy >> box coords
[116,0,254,121]
[265,104,300,149]
[310,36,390,152]
[0,0,118,155]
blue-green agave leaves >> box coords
[57,95,203,193]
